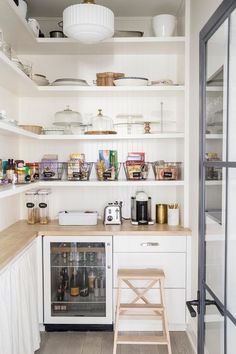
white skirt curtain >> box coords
[0,240,40,354]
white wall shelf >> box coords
[0,1,185,55]
[206,134,223,139]
[0,179,184,200]
[39,133,184,141]
[38,180,184,187]
[0,121,38,139]
[0,123,184,140]
[0,183,38,200]
[37,85,185,97]
[0,52,185,97]
[0,52,38,96]
[205,180,222,186]
[35,37,185,55]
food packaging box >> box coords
[99,150,110,168]
[59,211,98,226]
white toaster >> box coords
[104,202,122,225]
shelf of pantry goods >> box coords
[0,220,191,271]
[0,180,185,199]
[0,0,185,55]
[0,53,185,96]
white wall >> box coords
[188,0,223,349]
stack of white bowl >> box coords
[32,74,49,86]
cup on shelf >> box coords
[167,204,179,226]
[152,14,177,37]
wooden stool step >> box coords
[118,268,165,279]
[119,303,164,310]
[117,335,168,345]
[113,268,172,354]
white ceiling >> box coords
[27,0,183,18]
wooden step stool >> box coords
[113,268,172,354]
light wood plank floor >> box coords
[36,331,195,354]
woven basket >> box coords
[19,125,43,134]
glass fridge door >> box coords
[43,236,112,325]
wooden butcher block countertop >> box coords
[0,220,191,271]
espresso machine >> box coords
[131,191,154,225]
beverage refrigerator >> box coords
[43,236,113,330]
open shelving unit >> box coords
[0,0,190,227]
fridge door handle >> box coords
[106,242,111,269]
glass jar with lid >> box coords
[25,190,38,224]
[38,189,50,224]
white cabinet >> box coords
[0,240,40,354]
[113,235,190,331]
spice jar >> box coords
[38,189,50,224]
[25,190,38,224]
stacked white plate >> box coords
[32,74,49,86]
[50,78,89,86]
[114,77,149,86]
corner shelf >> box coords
[0,52,38,96]
[0,183,38,200]
[0,121,38,139]
[0,51,185,97]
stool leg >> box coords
[160,278,172,354]
[113,278,121,354]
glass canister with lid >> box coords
[38,189,50,224]
[25,190,38,224]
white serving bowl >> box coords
[114,77,149,86]
[152,14,177,37]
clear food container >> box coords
[25,190,38,225]
[124,162,149,180]
[67,161,93,181]
[38,189,50,224]
[152,161,183,180]
[96,161,121,181]
[40,162,64,180]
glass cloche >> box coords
[54,106,82,126]
[85,109,117,135]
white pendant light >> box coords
[63,0,114,44]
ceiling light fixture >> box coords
[63,0,114,44]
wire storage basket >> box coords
[67,161,93,181]
[124,162,150,180]
[152,161,183,180]
[40,162,65,180]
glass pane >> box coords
[227,317,236,354]
[204,291,224,354]
[228,9,236,161]
[50,242,106,317]
[205,20,228,162]
[205,168,226,303]
[227,168,236,318]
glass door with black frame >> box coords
[186,1,236,354]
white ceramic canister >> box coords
[27,18,40,37]
[18,0,27,19]
[152,14,177,37]
[167,205,179,226]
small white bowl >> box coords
[152,14,177,37]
